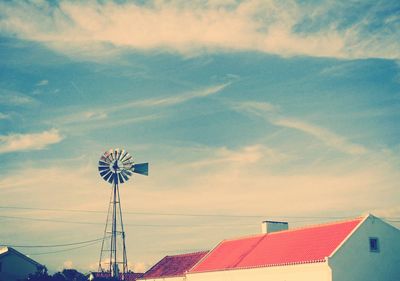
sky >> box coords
[0,0,399,273]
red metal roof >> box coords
[142,251,208,279]
[190,218,363,273]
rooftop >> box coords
[142,251,209,279]
[190,217,364,273]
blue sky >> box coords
[0,0,399,273]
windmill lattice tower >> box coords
[97,148,148,279]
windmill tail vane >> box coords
[132,163,149,176]
[97,148,148,279]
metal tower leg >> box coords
[98,185,113,272]
[98,179,128,280]
[117,183,128,277]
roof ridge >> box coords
[267,216,364,235]
[165,250,209,257]
[223,216,364,242]
[0,247,42,267]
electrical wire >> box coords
[3,205,397,220]
[2,237,107,248]
[27,240,102,256]
[0,214,256,228]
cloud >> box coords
[63,260,73,269]
[118,83,229,109]
[130,261,148,273]
[0,113,10,120]
[36,80,48,86]
[271,118,367,155]
[55,83,228,128]
[0,89,36,106]
[0,129,63,153]
[0,1,398,60]
[237,101,367,155]
[189,144,289,168]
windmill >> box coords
[97,148,148,279]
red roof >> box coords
[142,251,208,279]
[190,218,363,273]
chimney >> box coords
[261,220,288,234]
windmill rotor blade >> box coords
[100,156,111,164]
[105,153,114,163]
[102,154,112,163]
[121,170,130,181]
[108,173,116,184]
[118,149,124,161]
[122,155,133,164]
[98,166,109,172]
[132,163,149,176]
[118,150,125,161]
[109,149,116,161]
[120,151,129,162]
[98,160,109,167]
[100,169,111,177]
[104,171,113,182]
[118,173,124,184]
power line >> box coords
[2,236,107,248]
[2,205,393,219]
[0,215,102,225]
[0,214,257,228]
[0,206,398,227]
[27,240,102,256]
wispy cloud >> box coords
[36,80,48,86]
[0,113,10,120]
[0,129,63,153]
[189,144,289,168]
[237,101,367,155]
[0,89,36,106]
[271,118,367,155]
[64,114,163,134]
[118,83,229,109]
[56,83,228,126]
[0,1,398,60]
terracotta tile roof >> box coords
[142,251,208,279]
[190,217,363,273]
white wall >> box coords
[187,262,331,281]
[329,215,400,281]
[0,252,39,281]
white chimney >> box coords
[261,221,288,234]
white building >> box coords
[186,214,400,281]
[0,246,43,281]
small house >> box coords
[0,246,43,281]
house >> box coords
[139,251,208,281]
[0,246,43,281]
[187,214,400,281]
